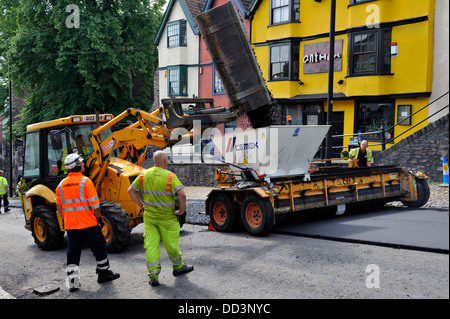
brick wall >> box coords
[374,114,449,182]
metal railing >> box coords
[327,92,449,154]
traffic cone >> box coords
[440,156,449,187]
[208,221,217,232]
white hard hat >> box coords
[64,153,83,171]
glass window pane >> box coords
[271,46,280,62]
[358,102,393,139]
[293,0,300,21]
[181,68,187,95]
[24,132,40,177]
[167,24,179,47]
[272,63,281,78]
[280,44,289,61]
[273,8,281,23]
[281,7,289,22]
[281,61,289,77]
[366,33,376,51]
[181,23,187,45]
[214,69,224,93]
[169,69,179,95]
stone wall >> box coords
[167,163,228,187]
[374,114,449,182]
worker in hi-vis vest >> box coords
[348,140,373,167]
[56,153,120,292]
[0,170,10,214]
[128,150,193,287]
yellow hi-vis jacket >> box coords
[349,147,373,164]
[131,167,184,219]
[0,177,8,196]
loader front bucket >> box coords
[195,2,273,114]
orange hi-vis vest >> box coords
[56,172,100,230]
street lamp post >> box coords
[325,0,336,165]
[8,63,13,197]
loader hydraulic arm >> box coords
[86,107,178,189]
[86,101,239,190]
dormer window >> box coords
[167,20,187,48]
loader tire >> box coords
[401,178,430,208]
[100,201,132,253]
[209,194,239,232]
[31,205,65,251]
[241,194,274,236]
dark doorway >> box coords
[324,111,344,158]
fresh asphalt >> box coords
[274,206,449,254]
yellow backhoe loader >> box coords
[20,100,239,252]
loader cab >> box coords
[23,114,114,191]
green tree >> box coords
[0,0,165,137]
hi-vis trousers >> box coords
[144,215,184,280]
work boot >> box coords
[173,264,194,276]
[97,269,120,283]
[149,279,160,287]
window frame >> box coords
[355,100,395,141]
[348,27,392,76]
[168,66,188,97]
[23,131,41,178]
[212,65,225,95]
[270,0,300,26]
[269,41,300,81]
[167,20,187,48]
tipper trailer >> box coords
[205,126,429,236]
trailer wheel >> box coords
[100,201,132,253]
[31,205,65,251]
[241,194,274,236]
[209,194,239,232]
[401,178,430,208]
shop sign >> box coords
[303,39,343,74]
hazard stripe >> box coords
[166,172,174,193]
[140,172,145,190]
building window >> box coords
[167,20,187,48]
[271,0,300,25]
[349,28,391,76]
[356,101,394,140]
[168,66,188,96]
[270,41,299,80]
[213,68,224,94]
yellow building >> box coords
[249,0,436,157]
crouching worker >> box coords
[128,150,193,287]
[56,154,120,292]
